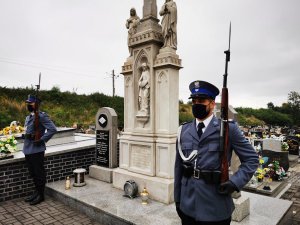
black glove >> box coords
[182,161,194,177]
[218,181,238,195]
[33,139,44,146]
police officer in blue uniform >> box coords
[23,95,57,205]
[174,81,258,225]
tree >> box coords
[288,91,300,125]
[267,102,275,110]
[288,91,300,110]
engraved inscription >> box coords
[131,145,151,170]
[96,130,110,167]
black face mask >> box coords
[27,105,34,112]
[192,104,210,120]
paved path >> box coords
[0,196,103,225]
[279,165,300,225]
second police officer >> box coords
[23,95,57,205]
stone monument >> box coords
[89,107,118,183]
[113,0,181,204]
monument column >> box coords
[113,0,182,204]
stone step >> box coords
[45,176,293,225]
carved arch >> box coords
[158,71,168,84]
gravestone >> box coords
[263,139,282,152]
[214,103,238,121]
[262,138,289,171]
[252,139,263,155]
[287,136,299,156]
[262,150,289,172]
[250,131,263,139]
[89,107,118,183]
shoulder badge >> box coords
[181,120,192,126]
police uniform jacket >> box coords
[23,112,57,155]
[174,116,258,221]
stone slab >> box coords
[46,177,292,225]
[89,165,114,183]
[0,134,95,165]
[244,181,287,196]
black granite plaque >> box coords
[262,149,289,172]
[96,130,110,167]
[287,136,299,156]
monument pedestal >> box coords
[113,168,174,204]
[89,165,114,183]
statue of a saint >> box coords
[159,0,177,50]
[126,8,140,55]
[138,63,150,115]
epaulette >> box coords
[180,121,192,126]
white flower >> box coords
[13,140,17,145]
[0,137,7,142]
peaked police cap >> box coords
[189,80,220,100]
[25,94,41,103]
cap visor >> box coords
[189,94,212,99]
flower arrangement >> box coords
[281,142,289,151]
[255,168,267,182]
[0,125,24,136]
[0,135,18,154]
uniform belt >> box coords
[24,134,35,140]
[182,162,221,184]
[193,169,221,183]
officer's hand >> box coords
[33,139,44,146]
[218,181,238,195]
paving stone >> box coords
[0,197,103,225]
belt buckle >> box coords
[193,168,200,179]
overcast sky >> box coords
[0,0,299,108]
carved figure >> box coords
[159,0,177,50]
[138,63,150,115]
[126,8,140,55]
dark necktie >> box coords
[197,122,205,138]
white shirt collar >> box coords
[195,113,214,132]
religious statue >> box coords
[159,0,177,50]
[126,8,140,56]
[138,63,150,116]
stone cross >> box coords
[143,0,157,19]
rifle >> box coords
[220,23,231,183]
[34,73,41,141]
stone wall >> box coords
[0,148,95,202]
